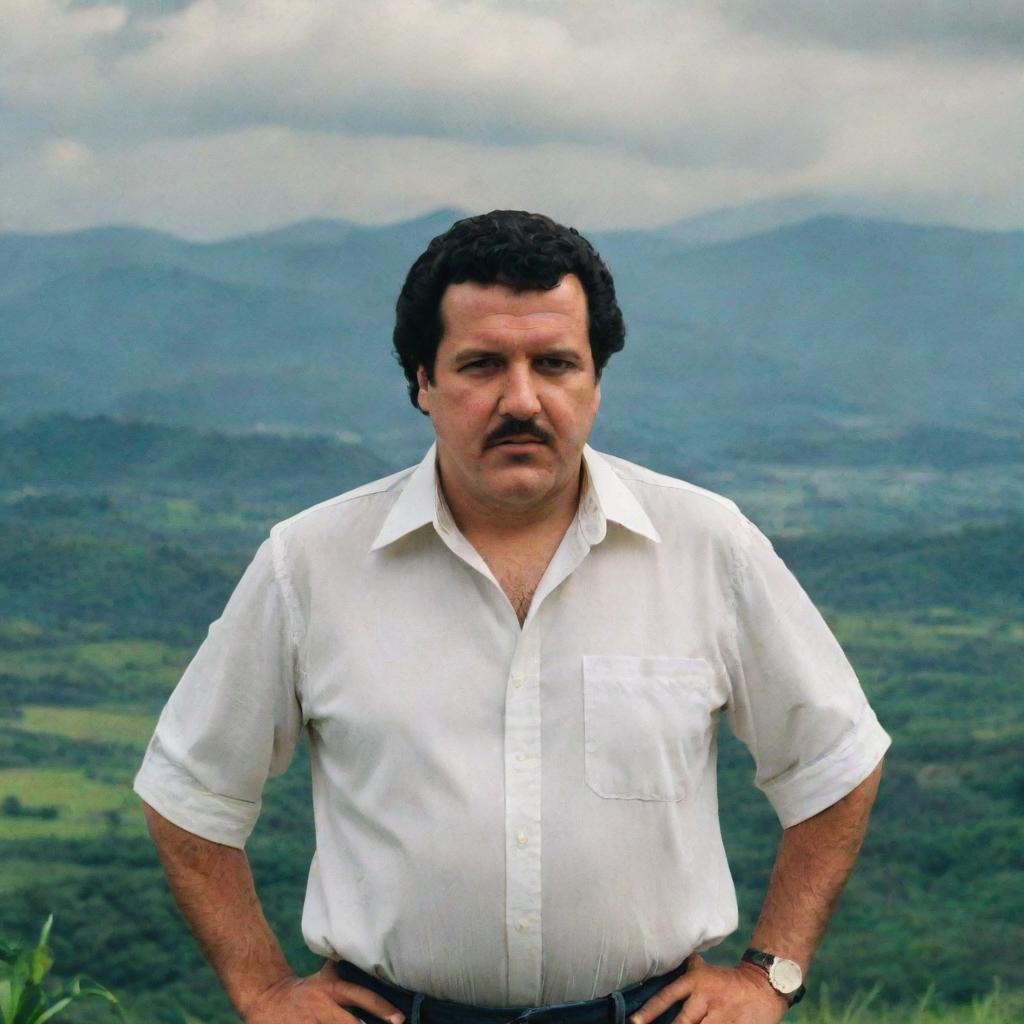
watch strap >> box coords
[742,948,775,973]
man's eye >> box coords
[537,358,573,371]
[460,358,501,371]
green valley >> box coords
[1,416,1021,1023]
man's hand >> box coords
[629,954,788,1024]
[242,960,406,1024]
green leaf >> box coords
[34,995,73,1024]
[2,918,124,1024]
[0,978,14,1024]
[8,953,30,1003]
[11,984,43,1024]
[71,979,127,1023]
[27,948,52,988]
[72,983,115,1002]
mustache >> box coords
[484,418,554,448]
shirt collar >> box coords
[370,443,440,551]
[370,442,661,551]
[580,444,662,544]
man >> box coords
[134,210,889,1024]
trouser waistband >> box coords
[333,959,688,1024]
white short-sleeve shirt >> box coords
[133,445,890,1006]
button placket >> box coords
[504,625,543,1004]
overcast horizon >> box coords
[3,1,1023,240]
[8,191,1024,246]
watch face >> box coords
[769,958,803,995]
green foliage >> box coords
[777,520,1024,615]
[0,525,242,644]
[0,916,124,1024]
[1,796,59,820]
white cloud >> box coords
[6,0,830,168]
[0,0,1021,235]
[0,1,126,121]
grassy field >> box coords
[17,704,157,747]
[791,986,1024,1023]
[0,767,146,840]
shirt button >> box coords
[514,751,528,762]
[511,674,525,688]
[516,830,529,846]
[515,919,529,933]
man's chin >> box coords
[483,462,557,502]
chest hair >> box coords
[482,543,561,626]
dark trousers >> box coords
[333,959,687,1024]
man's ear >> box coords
[416,366,431,414]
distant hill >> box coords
[0,414,391,502]
[594,217,1024,443]
[1,211,1021,465]
[627,191,891,247]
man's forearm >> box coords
[141,801,295,1017]
[749,759,884,971]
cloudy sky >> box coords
[2,0,1022,238]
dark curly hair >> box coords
[393,210,626,411]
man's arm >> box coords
[141,801,405,1024]
[630,760,884,1024]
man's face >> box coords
[416,274,601,520]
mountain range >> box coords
[1,202,1021,467]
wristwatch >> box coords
[741,948,806,1006]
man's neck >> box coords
[437,463,584,549]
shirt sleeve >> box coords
[723,517,891,828]
[132,534,304,848]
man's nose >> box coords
[497,365,542,420]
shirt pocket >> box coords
[582,654,715,802]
